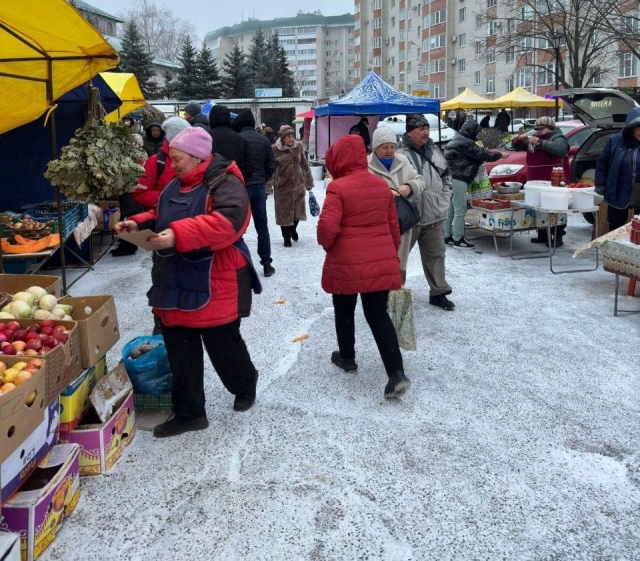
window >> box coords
[506,46,515,63]
[423,38,429,51]
[516,68,532,87]
[408,19,412,30]
[391,37,396,46]
[373,56,381,67]
[487,49,495,63]
[458,86,466,94]
[400,72,405,83]
[476,14,483,29]
[589,66,602,85]
[429,34,446,50]
[520,5,533,21]
[106,22,114,35]
[486,75,495,93]
[619,52,638,78]
[475,71,481,85]
[538,37,550,49]
[432,83,446,99]
[399,30,405,41]
[392,56,395,65]
[488,0,497,7]
[459,7,466,22]
[372,0,382,8]
[537,63,555,85]
[506,18,514,34]
[459,33,466,47]
[623,13,640,33]
[391,17,396,27]
[521,37,534,51]
[355,2,360,13]
[487,20,498,36]
[429,58,446,73]
[458,58,466,72]
[374,37,382,48]
[506,76,514,91]
[430,10,446,25]
[475,42,483,56]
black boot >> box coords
[291,220,299,241]
[384,371,411,398]
[331,351,358,372]
[281,226,292,247]
[233,370,258,412]
[530,229,549,245]
[153,414,209,438]
[110,239,138,256]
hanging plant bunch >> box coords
[45,119,146,201]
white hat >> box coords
[372,125,398,151]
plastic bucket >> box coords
[310,166,323,181]
[524,184,550,206]
[569,187,596,210]
[540,188,571,210]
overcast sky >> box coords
[88,0,354,42]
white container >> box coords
[569,187,596,210]
[310,165,323,181]
[524,183,551,206]
[540,188,572,210]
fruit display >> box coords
[0,287,73,320]
[0,357,43,396]
[566,182,594,188]
[0,319,70,357]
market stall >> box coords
[441,88,495,111]
[491,88,561,132]
[101,72,146,123]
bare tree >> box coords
[596,1,640,61]
[117,0,196,62]
[479,0,621,88]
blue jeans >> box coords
[246,184,271,264]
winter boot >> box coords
[384,371,411,398]
[291,220,299,241]
[153,414,209,438]
[281,226,292,247]
[110,239,138,256]
[234,370,258,412]
[530,229,549,245]
[331,351,358,372]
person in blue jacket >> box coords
[595,107,640,230]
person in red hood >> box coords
[116,127,262,438]
[318,135,410,399]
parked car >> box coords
[377,114,456,146]
[484,120,595,185]
[510,118,537,132]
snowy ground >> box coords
[41,183,640,560]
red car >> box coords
[484,120,595,185]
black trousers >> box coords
[161,319,257,421]
[332,291,403,376]
[608,204,640,231]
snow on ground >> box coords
[41,183,640,560]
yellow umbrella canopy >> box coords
[101,72,146,122]
[0,0,119,134]
[441,88,496,110]
[491,87,561,108]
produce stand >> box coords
[601,238,640,316]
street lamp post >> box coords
[554,32,561,121]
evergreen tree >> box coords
[117,21,157,98]
[175,37,199,99]
[160,70,176,99]
[221,44,251,98]
[264,34,296,96]
[195,45,221,99]
[247,29,268,88]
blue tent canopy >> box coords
[315,71,440,117]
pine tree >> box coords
[160,70,176,99]
[175,37,199,99]
[264,34,296,96]
[117,21,157,98]
[247,29,268,88]
[221,44,251,98]
[195,45,221,99]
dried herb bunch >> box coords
[45,119,146,201]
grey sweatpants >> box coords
[399,220,453,297]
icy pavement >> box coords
[41,184,640,560]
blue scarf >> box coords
[378,156,394,171]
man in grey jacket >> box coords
[397,114,455,311]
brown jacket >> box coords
[271,138,314,226]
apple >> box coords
[42,347,51,353]
[24,365,38,374]
[39,320,55,330]
[0,323,7,332]
[53,325,67,333]
[25,390,37,406]
[15,351,25,356]
[40,327,54,336]
[2,345,16,355]
[43,335,56,348]
[52,331,68,344]
[25,324,40,334]
[13,329,28,342]
[24,349,39,356]
[2,330,14,342]
[26,332,40,342]
[27,358,43,368]
[0,333,7,345]
[0,361,6,375]
[12,341,26,352]
[25,339,43,352]
[6,321,20,332]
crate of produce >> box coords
[133,392,172,409]
[472,198,512,210]
[25,203,80,239]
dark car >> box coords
[485,120,595,185]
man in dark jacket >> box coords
[351,117,371,150]
[208,105,253,183]
[494,109,510,133]
[143,122,165,157]
[184,102,210,132]
[232,109,277,277]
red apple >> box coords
[24,365,38,373]
[25,339,43,352]
[7,321,20,332]
[53,325,67,332]
[25,324,39,334]
[0,333,7,345]
[39,320,55,330]
[40,327,54,336]
[2,344,16,355]
[2,330,14,342]
[42,347,51,354]
[43,336,56,348]
[0,323,6,332]
[26,332,40,342]
[12,341,26,352]
[27,358,43,368]
[52,331,68,344]
[13,329,28,342]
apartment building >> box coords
[204,12,355,99]
[355,0,640,103]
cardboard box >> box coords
[0,533,21,561]
[1,398,59,506]
[0,275,62,299]
[59,365,135,476]
[58,295,119,368]
[12,320,81,406]
[59,357,106,433]
[0,356,49,464]
[94,202,120,231]
[478,208,567,231]
[2,444,80,561]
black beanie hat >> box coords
[231,109,255,132]
[209,105,231,128]
[184,102,201,117]
[406,114,430,133]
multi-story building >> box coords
[204,12,355,99]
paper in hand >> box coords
[116,229,158,251]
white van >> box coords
[376,114,455,146]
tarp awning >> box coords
[0,0,119,134]
[491,87,561,108]
[315,71,440,116]
[441,88,496,110]
[101,72,146,122]
[297,109,315,119]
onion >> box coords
[38,294,58,311]
[51,307,66,320]
[9,300,33,319]
[0,312,15,319]
[12,292,36,307]
[33,310,53,320]
[1,304,11,314]
[26,286,48,300]
[55,304,73,315]
[62,315,73,321]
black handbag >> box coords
[394,195,421,234]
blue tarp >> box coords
[315,71,440,117]
[0,75,121,212]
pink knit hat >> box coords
[169,127,212,160]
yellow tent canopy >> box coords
[101,72,146,122]
[0,0,119,135]
[441,88,496,110]
[491,87,561,108]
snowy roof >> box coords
[106,36,181,69]
[69,0,122,22]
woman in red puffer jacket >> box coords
[317,135,410,399]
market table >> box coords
[601,238,640,316]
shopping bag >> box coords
[308,191,320,217]
[467,164,493,201]
[122,335,172,395]
[395,195,421,234]
[387,288,417,351]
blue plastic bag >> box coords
[122,335,172,396]
[308,191,320,217]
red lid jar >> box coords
[631,216,640,245]
[550,167,565,187]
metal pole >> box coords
[554,45,560,121]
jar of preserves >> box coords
[631,216,640,245]
[550,167,564,187]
